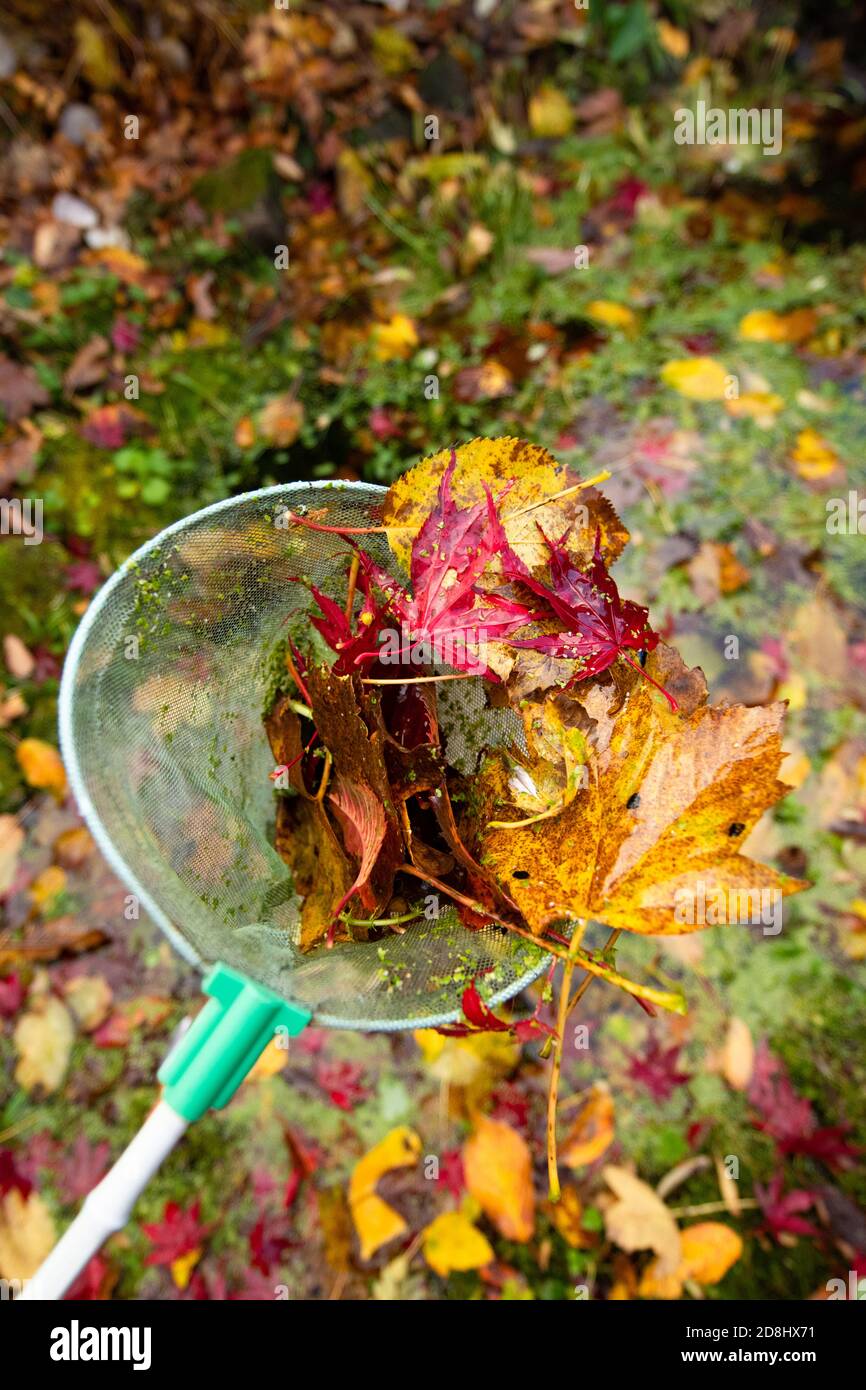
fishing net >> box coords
[59,483,547,1031]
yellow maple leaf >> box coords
[474,645,807,937]
[14,994,75,1095]
[349,1127,422,1260]
[586,300,637,333]
[16,738,67,799]
[660,357,729,401]
[422,1210,494,1276]
[463,1113,535,1242]
[414,1028,520,1087]
[372,314,418,362]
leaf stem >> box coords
[548,920,587,1203]
[539,927,621,1060]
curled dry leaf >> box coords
[463,1112,535,1242]
[561,1084,616,1168]
[348,1126,422,1261]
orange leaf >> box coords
[561,1085,615,1168]
[16,738,67,799]
[463,1113,535,1242]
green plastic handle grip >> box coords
[158,962,311,1121]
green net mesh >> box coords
[59,483,547,1031]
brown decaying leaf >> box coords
[473,644,807,936]
[265,693,352,951]
[0,355,50,422]
[602,1164,682,1276]
[0,916,109,967]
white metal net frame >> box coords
[58,481,548,1032]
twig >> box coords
[501,918,686,1014]
[669,1198,760,1218]
[362,673,478,685]
[344,554,360,620]
[506,471,612,521]
[539,927,621,1061]
[338,908,424,928]
[312,748,332,803]
[547,921,587,1202]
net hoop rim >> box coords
[58,481,548,1030]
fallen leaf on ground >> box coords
[722,1016,754,1090]
[422,1210,494,1276]
[349,1126,422,1261]
[463,1113,535,1242]
[603,1164,682,1276]
[14,994,75,1094]
[0,1189,56,1281]
[585,300,637,333]
[16,739,67,799]
[561,1085,616,1168]
[661,357,729,401]
[791,428,841,480]
[639,1220,743,1297]
[738,308,817,343]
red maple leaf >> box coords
[249,1215,294,1274]
[491,1082,531,1129]
[142,1199,208,1266]
[63,1135,110,1202]
[314,1058,369,1111]
[435,1149,465,1198]
[307,568,392,677]
[436,977,556,1042]
[64,1254,112,1300]
[748,1041,859,1170]
[0,1148,32,1200]
[755,1173,820,1242]
[484,506,675,708]
[291,451,538,678]
[627,1036,691,1101]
